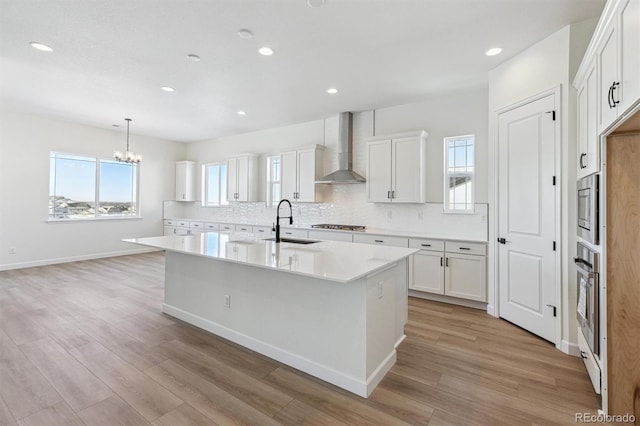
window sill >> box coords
[46,216,143,223]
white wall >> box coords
[0,111,186,269]
[488,19,597,351]
[184,87,489,240]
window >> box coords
[266,155,282,207]
[444,135,475,213]
[203,162,228,206]
[49,152,139,220]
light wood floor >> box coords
[0,252,600,425]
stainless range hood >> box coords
[316,112,366,184]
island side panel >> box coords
[162,251,369,394]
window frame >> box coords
[48,151,141,222]
[443,134,475,214]
[266,155,282,207]
[202,162,229,207]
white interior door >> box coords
[498,93,557,343]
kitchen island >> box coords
[124,232,416,397]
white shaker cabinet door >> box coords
[296,148,316,202]
[226,157,239,201]
[366,139,392,202]
[392,136,425,203]
[281,150,298,201]
[409,251,445,295]
[598,24,619,133]
[619,0,640,114]
[445,253,487,302]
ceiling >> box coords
[0,0,605,142]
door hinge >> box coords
[553,241,556,251]
[546,304,557,317]
[546,110,556,121]
[552,176,556,186]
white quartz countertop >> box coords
[124,232,417,283]
[165,218,488,243]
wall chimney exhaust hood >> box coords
[316,112,366,184]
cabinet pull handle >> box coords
[608,84,614,108]
[285,232,292,235]
[459,247,471,251]
[440,257,443,267]
[445,258,449,267]
[579,153,587,169]
[391,190,395,199]
[387,190,391,199]
[374,239,384,243]
[421,244,431,247]
[611,81,620,107]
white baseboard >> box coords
[486,304,497,317]
[164,303,393,398]
[0,247,161,271]
[409,290,488,311]
[561,339,580,356]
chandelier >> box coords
[114,118,142,163]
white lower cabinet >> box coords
[280,228,308,239]
[409,238,487,302]
[307,230,353,242]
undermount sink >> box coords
[263,237,320,245]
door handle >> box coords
[611,81,620,107]
[497,237,509,244]
[579,153,587,169]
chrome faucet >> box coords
[273,199,293,243]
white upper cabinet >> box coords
[366,131,427,203]
[176,161,196,202]
[595,0,640,133]
[577,60,599,178]
[280,145,324,202]
[619,0,640,114]
[226,154,258,202]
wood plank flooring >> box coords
[0,252,600,425]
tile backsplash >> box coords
[164,185,488,241]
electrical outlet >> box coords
[8,247,16,254]
[377,282,384,299]
[224,295,231,308]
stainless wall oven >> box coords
[575,242,600,356]
[577,174,600,245]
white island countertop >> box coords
[124,232,417,283]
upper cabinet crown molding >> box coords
[365,130,429,142]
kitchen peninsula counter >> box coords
[124,232,416,397]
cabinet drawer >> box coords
[445,241,486,256]
[308,230,353,242]
[235,224,252,232]
[189,221,204,229]
[353,234,408,247]
[280,228,308,238]
[164,220,175,226]
[219,224,234,232]
[176,220,189,228]
[409,238,444,252]
[577,327,601,394]
[204,223,219,231]
[253,226,273,235]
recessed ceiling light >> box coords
[187,54,201,62]
[485,47,503,56]
[237,29,253,39]
[161,86,176,92]
[307,0,326,7]
[326,88,338,94]
[237,110,247,116]
[258,47,274,56]
[30,42,53,52]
